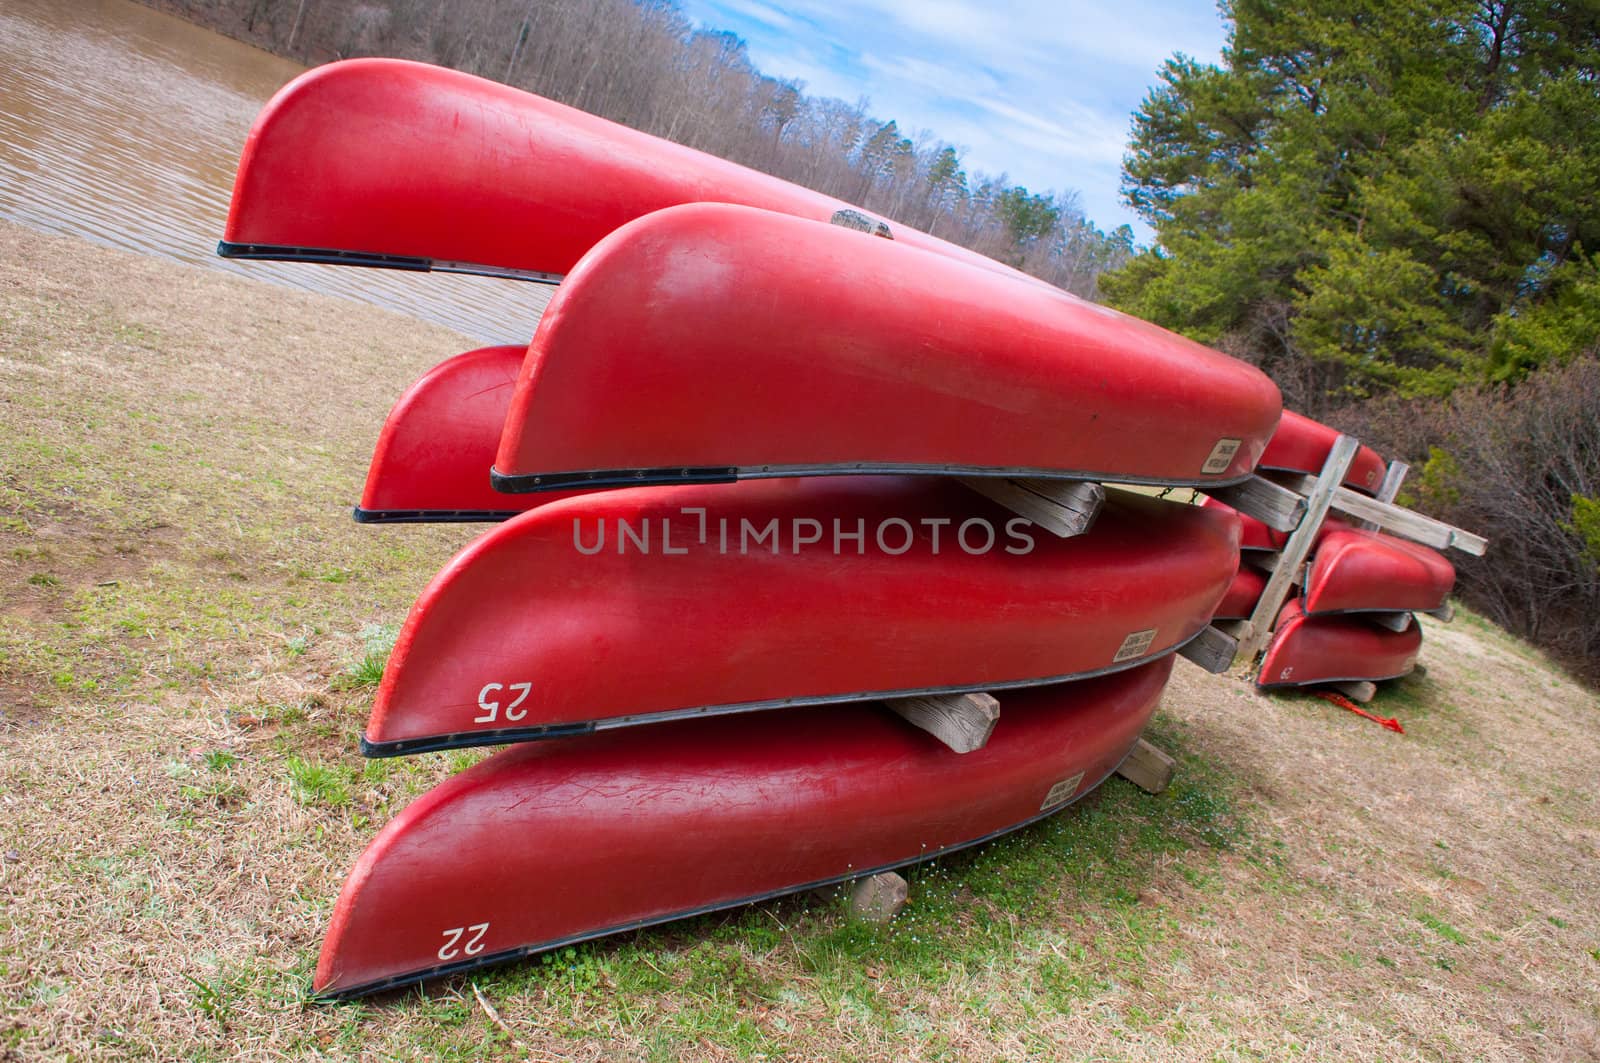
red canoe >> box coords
[1198,495,1286,552]
[1256,600,1421,688]
[356,345,562,523]
[1303,528,1455,616]
[219,58,1034,287]
[490,203,1281,493]
[1214,565,1267,620]
[1259,410,1386,493]
[365,478,1238,755]
[317,656,1173,998]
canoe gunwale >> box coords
[314,754,1126,1000]
[215,240,565,284]
[1299,604,1425,620]
[1255,663,1417,690]
[359,628,1207,758]
[488,464,1258,495]
[352,506,524,524]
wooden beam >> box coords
[884,692,1000,753]
[1354,460,1409,532]
[1364,610,1416,633]
[1209,475,1306,533]
[1248,551,1309,586]
[1215,617,1252,640]
[1274,474,1488,557]
[1236,436,1361,663]
[959,477,1104,538]
[1116,738,1176,795]
[847,871,908,923]
[1327,680,1377,703]
[1178,625,1239,674]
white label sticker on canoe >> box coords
[1113,628,1157,663]
[1041,772,1085,811]
[1201,437,1242,475]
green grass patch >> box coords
[332,623,398,691]
[286,756,355,808]
[1416,911,1469,945]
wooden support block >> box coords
[1327,680,1377,703]
[1214,618,1252,640]
[1366,610,1416,633]
[847,872,908,924]
[885,692,1000,753]
[1424,601,1455,623]
[958,477,1104,538]
[1274,474,1488,557]
[1235,436,1361,663]
[1249,552,1306,586]
[1178,625,1239,674]
[1116,738,1176,795]
[1209,475,1306,533]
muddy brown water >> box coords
[0,0,550,343]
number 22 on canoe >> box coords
[317,656,1175,998]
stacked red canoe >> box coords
[222,59,1286,998]
[1206,411,1454,692]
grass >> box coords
[3,220,1600,1059]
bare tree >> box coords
[148,0,1130,294]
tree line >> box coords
[1109,0,1599,677]
[146,0,1135,298]
[1110,0,1598,404]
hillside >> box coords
[2,220,1597,1060]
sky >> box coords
[675,0,1229,243]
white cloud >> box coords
[678,0,1228,237]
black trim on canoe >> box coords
[1300,606,1425,621]
[490,463,1255,495]
[218,240,432,272]
[352,506,524,525]
[1255,663,1418,690]
[312,754,1132,1001]
[359,719,596,758]
[356,630,1203,759]
[491,465,739,493]
[215,241,566,284]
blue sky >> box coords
[676,0,1228,243]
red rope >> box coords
[1312,690,1405,734]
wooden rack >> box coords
[1206,434,1486,667]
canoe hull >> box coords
[1256,601,1422,688]
[356,345,554,523]
[491,203,1281,492]
[1260,410,1385,494]
[317,656,1173,998]
[1214,565,1267,621]
[221,58,1034,285]
[1199,495,1286,553]
[365,478,1238,754]
[1303,529,1455,616]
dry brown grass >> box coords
[2,219,1598,1060]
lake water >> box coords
[0,0,550,343]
